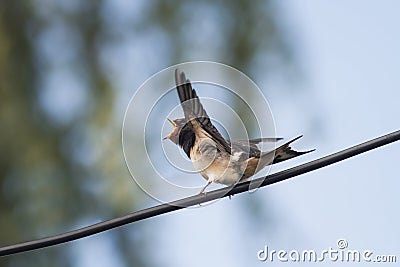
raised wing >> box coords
[175,69,231,154]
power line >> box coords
[1,129,399,257]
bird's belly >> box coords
[198,157,243,186]
[190,146,247,185]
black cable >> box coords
[1,129,399,257]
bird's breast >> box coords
[190,142,249,185]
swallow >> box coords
[164,69,314,194]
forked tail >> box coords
[257,135,315,172]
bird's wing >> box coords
[228,138,282,157]
[249,137,283,143]
[175,69,231,154]
[236,137,283,144]
[229,141,261,158]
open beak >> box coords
[167,118,177,127]
[163,118,177,140]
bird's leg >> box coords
[199,180,212,194]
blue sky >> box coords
[72,1,400,266]
[149,2,400,266]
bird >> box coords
[163,69,314,194]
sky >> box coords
[73,1,400,266]
[147,2,400,266]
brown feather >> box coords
[175,69,231,154]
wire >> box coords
[1,129,400,257]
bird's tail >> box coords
[256,135,314,172]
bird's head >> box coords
[163,118,186,144]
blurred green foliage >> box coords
[0,0,294,266]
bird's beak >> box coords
[167,118,177,127]
[163,118,177,140]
